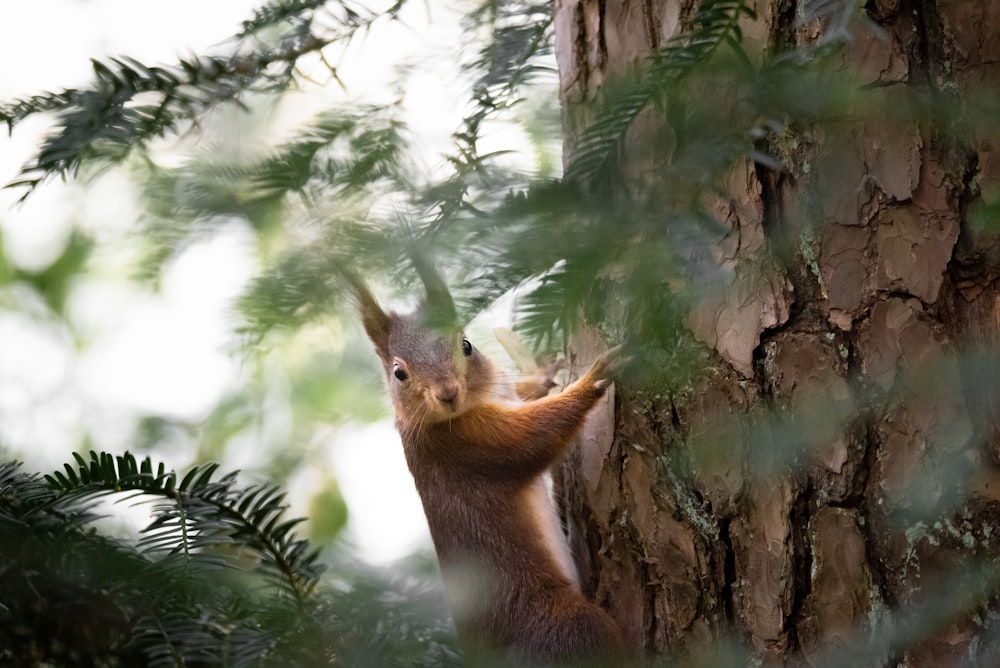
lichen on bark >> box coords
[554,1,1000,665]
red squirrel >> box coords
[351,268,626,664]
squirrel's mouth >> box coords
[436,401,462,416]
[427,397,468,422]
[431,383,462,415]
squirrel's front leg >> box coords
[448,347,625,477]
[516,345,624,431]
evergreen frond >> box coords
[565,0,755,186]
[428,0,554,228]
[42,450,324,600]
[238,244,344,337]
[238,0,331,38]
[1,450,459,666]
[468,0,553,97]
[0,1,406,200]
[132,104,408,287]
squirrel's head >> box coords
[353,274,496,430]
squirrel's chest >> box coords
[405,456,580,589]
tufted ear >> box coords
[409,249,457,332]
[343,271,393,366]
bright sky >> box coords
[0,0,260,449]
[0,0,503,564]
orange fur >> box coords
[356,278,625,664]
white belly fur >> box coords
[525,475,579,589]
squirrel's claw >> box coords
[585,344,630,392]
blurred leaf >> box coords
[6,229,93,314]
[309,483,349,543]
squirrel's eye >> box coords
[461,338,473,357]
[393,364,409,382]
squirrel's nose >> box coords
[435,382,460,408]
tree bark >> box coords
[554,1,1000,664]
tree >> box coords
[2,0,999,665]
[553,0,1000,665]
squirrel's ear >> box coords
[343,272,393,363]
[410,251,456,331]
[359,292,394,363]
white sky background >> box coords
[0,0,263,454]
[0,0,543,563]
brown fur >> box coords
[356,279,625,664]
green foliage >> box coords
[0,451,458,667]
[1,451,320,664]
[3,0,990,359]
[1,0,776,358]
[433,0,555,221]
[215,0,770,360]
[238,0,336,38]
[564,0,756,187]
[0,228,93,313]
[0,0,405,199]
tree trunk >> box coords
[553,1,1000,664]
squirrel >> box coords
[350,267,626,665]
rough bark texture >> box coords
[554,0,1000,664]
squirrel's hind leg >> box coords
[515,357,566,401]
[514,597,626,666]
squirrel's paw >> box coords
[537,356,567,390]
[586,345,629,393]
[515,356,566,401]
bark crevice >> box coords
[554,0,1000,663]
